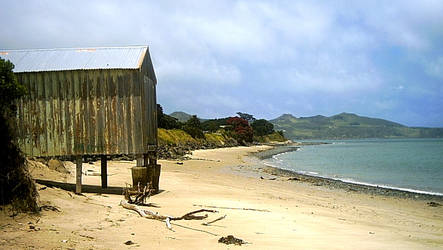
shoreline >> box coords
[250,144,443,201]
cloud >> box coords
[156,59,241,86]
[1,0,443,126]
[425,57,443,79]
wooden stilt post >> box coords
[131,154,147,189]
[146,151,160,193]
[136,155,144,167]
[101,155,107,189]
[143,154,152,188]
[75,156,82,194]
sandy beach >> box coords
[1,145,442,249]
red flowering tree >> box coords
[227,117,253,144]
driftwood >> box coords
[193,204,270,212]
[120,200,217,230]
[124,184,155,206]
[170,222,219,236]
[202,215,226,226]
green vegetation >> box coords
[236,112,256,124]
[0,58,38,212]
[158,109,287,147]
[201,118,230,132]
[157,104,182,129]
[182,115,204,139]
[254,131,287,143]
[251,119,275,136]
[204,132,234,147]
[158,128,197,145]
[227,117,253,144]
[271,112,443,139]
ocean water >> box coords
[263,138,443,195]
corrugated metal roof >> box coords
[0,46,148,73]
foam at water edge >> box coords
[262,162,443,196]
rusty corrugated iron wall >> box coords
[15,67,157,157]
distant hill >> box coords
[169,111,193,122]
[169,111,208,122]
[271,112,443,139]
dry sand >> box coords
[1,145,442,249]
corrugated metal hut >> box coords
[0,46,160,193]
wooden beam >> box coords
[153,164,161,192]
[75,156,82,194]
[101,155,108,188]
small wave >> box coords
[302,172,443,196]
[262,161,443,196]
[333,178,443,196]
[272,151,293,159]
[297,170,319,175]
[271,149,300,160]
[332,142,346,145]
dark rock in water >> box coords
[427,201,441,207]
[218,235,246,245]
[47,159,70,174]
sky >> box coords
[1,0,443,127]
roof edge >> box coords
[0,45,148,52]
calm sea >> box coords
[263,138,443,195]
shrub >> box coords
[227,117,253,144]
[0,58,38,212]
[157,104,182,129]
[251,119,274,136]
[182,115,204,139]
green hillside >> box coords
[169,111,193,122]
[271,113,443,139]
[169,111,208,122]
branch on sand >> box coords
[123,184,155,206]
[202,215,227,226]
[120,200,218,230]
[193,204,270,212]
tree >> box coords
[201,118,229,132]
[236,112,255,124]
[0,58,38,212]
[227,117,253,144]
[183,115,204,139]
[251,119,275,136]
[157,104,181,129]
